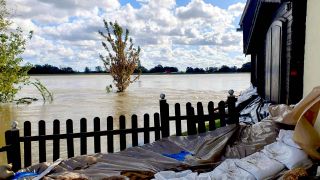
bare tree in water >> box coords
[99,20,141,92]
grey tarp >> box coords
[236,85,271,125]
[21,120,280,179]
[224,119,280,159]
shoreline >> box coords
[29,72,250,76]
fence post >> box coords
[227,89,238,124]
[186,103,197,135]
[218,101,226,127]
[159,93,169,138]
[5,121,21,171]
[53,119,60,161]
[154,113,161,141]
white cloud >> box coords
[228,2,246,17]
[7,0,247,71]
[136,0,150,3]
[176,0,228,20]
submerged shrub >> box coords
[99,20,141,92]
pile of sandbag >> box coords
[153,130,312,180]
[19,120,279,179]
[153,86,320,180]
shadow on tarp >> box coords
[22,119,280,179]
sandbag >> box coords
[153,170,197,180]
[262,142,312,169]
[268,104,294,123]
[276,129,301,149]
[202,159,255,180]
[235,152,285,180]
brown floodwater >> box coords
[0,73,250,165]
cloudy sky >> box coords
[7,0,248,72]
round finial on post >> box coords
[11,121,18,129]
[160,93,166,100]
[228,89,234,96]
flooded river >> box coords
[0,73,250,165]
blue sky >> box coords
[120,0,246,9]
[8,0,249,71]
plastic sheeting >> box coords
[236,85,258,106]
[162,151,192,161]
[239,97,270,124]
[268,104,294,123]
[236,85,271,125]
[154,128,313,180]
[224,119,279,159]
[19,120,282,179]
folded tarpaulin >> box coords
[154,128,314,180]
[21,121,280,179]
[236,85,271,125]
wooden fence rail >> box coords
[0,92,238,171]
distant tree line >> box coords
[185,62,251,73]
[84,66,106,73]
[28,64,76,74]
[134,65,179,73]
[137,62,251,74]
[28,64,107,74]
[28,62,251,74]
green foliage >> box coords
[99,20,141,92]
[84,66,91,73]
[28,64,76,74]
[0,0,10,32]
[0,0,52,104]
[0,0,33,102]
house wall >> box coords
[242,1,306,104]
[304,0,320,132]
[264,2,295,104]
[289,1,307,104]
[304,0,320,96]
